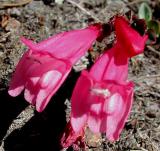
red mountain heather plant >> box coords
[60,16,147,149]
[8,24,102,112]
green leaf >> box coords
[147,20,160,36]
[138,2,152,21]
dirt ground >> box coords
[0,0,159,151]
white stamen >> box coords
[91,88,111,98]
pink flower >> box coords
[8,24,102,112]
[60,121,85,151]
[71,17,147,141]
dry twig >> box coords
[147,45,160,56]
[133,73,160,82]
[127,0,150,6]
[0,0,32,8]
[65,0,101,22]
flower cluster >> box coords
[8,16,147,150]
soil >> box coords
[0,0,159,151]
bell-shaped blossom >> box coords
[71,17,147,141]
[8,24,102,112]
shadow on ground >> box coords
[1,70,80,151]
[0,88,28,144]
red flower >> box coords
[71,17,147,141]
[8,24,102,112]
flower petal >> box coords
[8,52,30,96]
[71,71,92,131]
[88,102,103,133]
[71,115,87,133]
[22,24,102,64]
[115,17,148,57]
[24,77,40,104]
[21,37,38,51]
[35,70,62,112]
[104,86,134,141]
[90,47,128,83]
[61,121,85,150]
